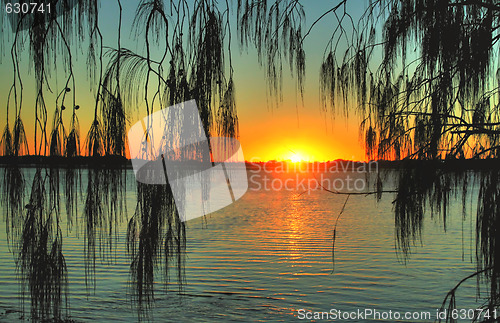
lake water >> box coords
[0,167,489,322]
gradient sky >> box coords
[0,1,367,161]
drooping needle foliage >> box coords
[1,0,239,320]
[237,0,500,316]
[4,0,500,321]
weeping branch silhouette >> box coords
[3,0,500,321]
[0,0,239,320]
[237,0,500,315]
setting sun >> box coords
[290,153,304,163]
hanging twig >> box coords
[331,194,350,273]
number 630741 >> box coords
[5,2,51,14]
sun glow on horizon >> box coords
[288,152,307,163]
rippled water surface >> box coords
[0,168,487,322]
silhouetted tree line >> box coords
[1,0,500,321]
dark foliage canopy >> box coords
[237,0,500,316]
[2,0,500,321]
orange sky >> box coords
[238,105,365,162]
[0,53,367,162]
[0,1,367,162]
[232,47,366,162]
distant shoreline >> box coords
[0,155,499,171]
[0,155,132,169]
